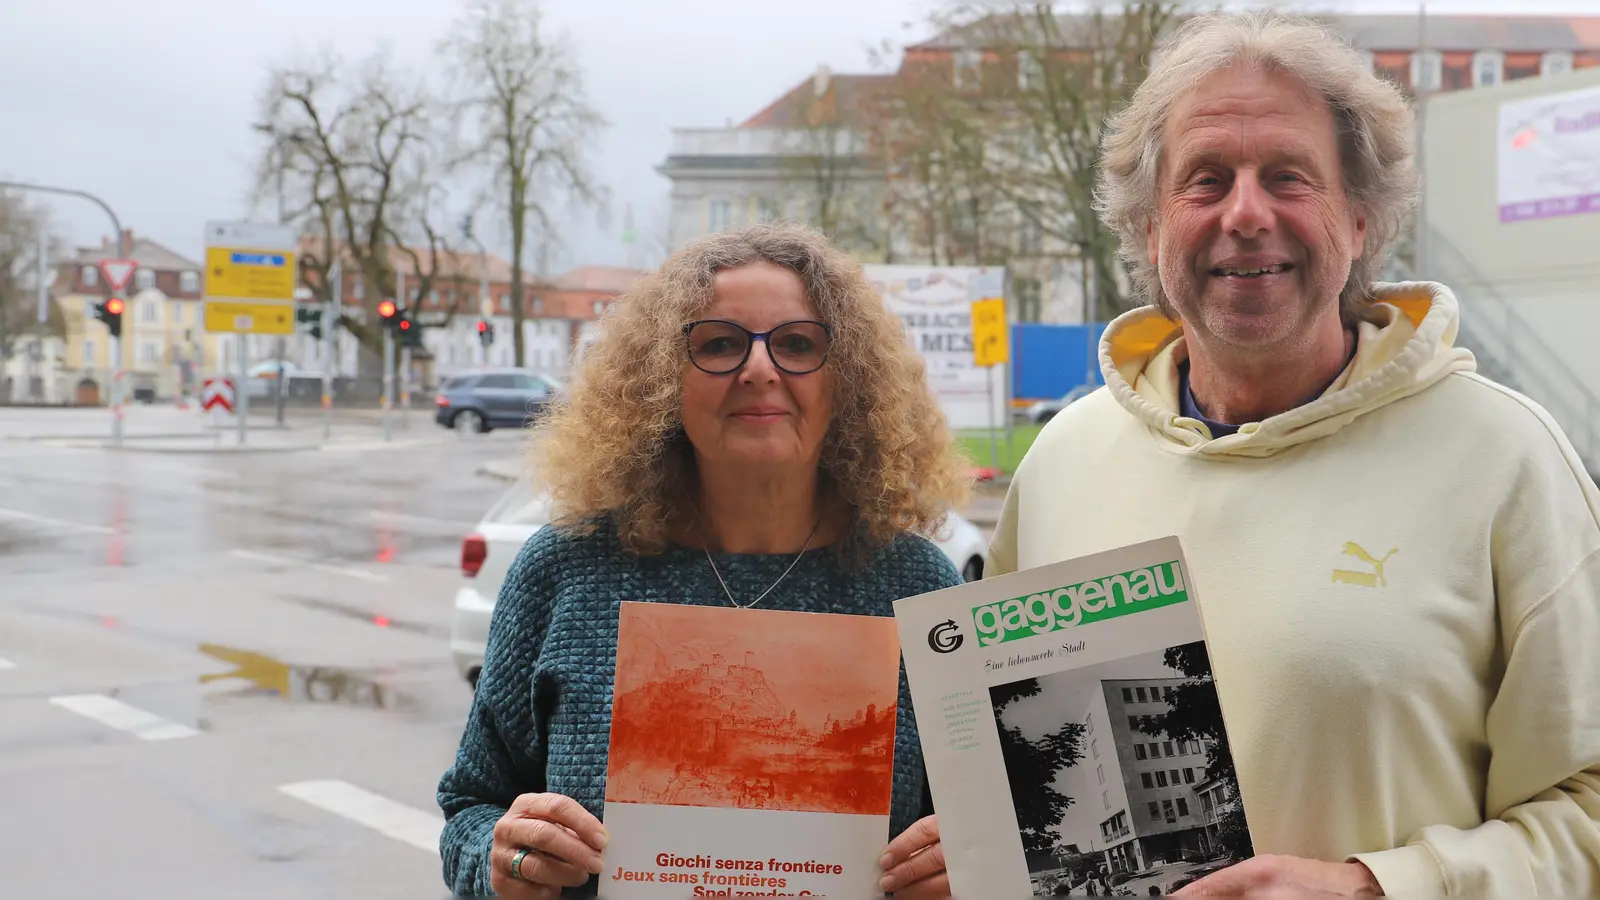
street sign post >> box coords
[967,269,1009,476]
[98,257,137,441]
[203,221,298,445]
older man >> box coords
[987,10,1600,898]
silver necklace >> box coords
[702,519,821,609]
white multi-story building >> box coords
[1053,677,1234,877]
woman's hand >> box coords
[878,815,949,898]
[489,792,608,897]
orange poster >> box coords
[600,601,904,898]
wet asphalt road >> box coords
[0,409,522,900]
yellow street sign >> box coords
[971,297,1010,367]
[205,246,297,302]
[204,299,295,335]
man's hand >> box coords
[1173,855,1383,897]
[878,815,949,898]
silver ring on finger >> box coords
[510,847,533,882]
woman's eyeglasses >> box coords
[682,319,832,376]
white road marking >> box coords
[48,693,200,741]
[0,506,115,535]
[279,779,442,853]
[0,657,16,670]
[228,549,390,583]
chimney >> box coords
[813,64,832,99]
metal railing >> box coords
[1425,227,1599,477]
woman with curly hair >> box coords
[436,223,970,899]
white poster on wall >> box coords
[1498,83,1600,223]
[864,264,1007,431]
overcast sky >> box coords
[2,0,1591,276]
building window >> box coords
[1163,686,1174,701]
[1017,212,1043,257]
[81,265,99,287]
[1473,51,1504,88]
[1017,50,1043,90]
[1097,764,1105,785]
[1170,769,1181,784]
[1411,50,1442,92]
[1141,772,1154,789]
[1122,687,1134,702]
[1135,744,1147,760]
[1184,767,1196,784]
[1164,741,1175,757]
[1136,687,1148,703]
[1086,713,1093,735]
[1148,801,1161,821]
[1103,790,1111,810]
[139,342,159,364]
[708,199,733,232]
[140,300,158,324]
[593,300,605,317]
[83,339,95,362]
[1148,742,1160,758]
[1091,738,1099,759]
[1127,716,1140,731]
[954,49,981,90]
[180,271,199,293]
[1163,799,1176,823]
[533,297,544,314]
[135,268,155,290]
[1155,771,1168,787]
[1177,797,1190,817]
[757,197,782,223]
[1542,51,1574,77]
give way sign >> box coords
[202,378,235,417]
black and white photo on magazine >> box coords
[987,641,1253,896]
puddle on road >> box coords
[197,643,414,710]
[275,593,449,639]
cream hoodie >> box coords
[988,283,1600,897]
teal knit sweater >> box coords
[435,519,964,897]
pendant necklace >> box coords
[702,518,821,609]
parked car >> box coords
[433,368,561,433]
[1025,384,1095,424]
[449,479,989,687]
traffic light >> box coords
[377,299,399,330]
[476,319,495,348]
[94,296,125,339]
[398,312,423,348]
[296,306,325,340]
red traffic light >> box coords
[476,320,487,333]
[399,318,412,331]
[105,297,125,315]
[377,300,397,318]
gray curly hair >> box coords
[1094,9,1419,324]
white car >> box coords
[449,479,989,687]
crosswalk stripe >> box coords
[279,779,442,853]
[48,693,200,741]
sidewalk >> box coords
[1,405,443,454]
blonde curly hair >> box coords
[528,222,972,556]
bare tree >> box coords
[0,192,64,394]
[253,51,440,372]
[775,74,892,259]
[933,2,1184,319]
[441,0,607,368]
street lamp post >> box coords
[0,180,127,446]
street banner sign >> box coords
[203,220,297,334]
[971,297,1010,368]
[202,377,235,423]
[203,299,295,335]
[99,259,137,294]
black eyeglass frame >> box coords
[680,318,834,376]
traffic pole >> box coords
[382,326,394,442]
[322,262,338,442]
[237,338,249,445]
[111,334,123,447]
[400,344,412,431]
